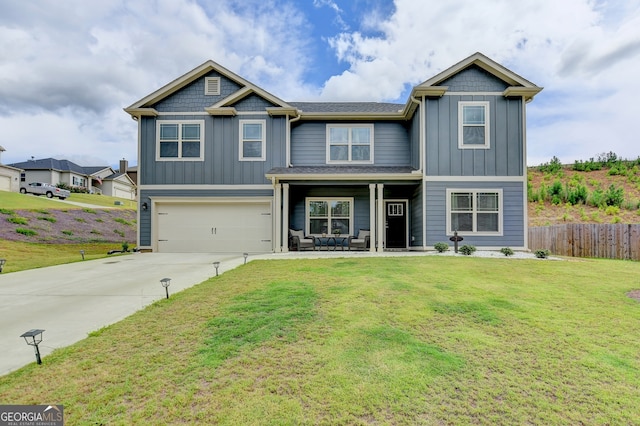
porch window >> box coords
[458,101,490,149]
[306,198,353,236]
[326,124,373,164]
[156,120,204,160]
[446,189,502,235]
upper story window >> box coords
[326,124,373,164]
[156,120,204,161]
[239,120,266,161]
[446,189,502,236]
[458,101,490,149]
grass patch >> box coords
[1,257,640,424]
[113,217,132,226]
[7,216,28,225]
[15,228,37,236]
[37,216,57,223]
[61,230,73,236]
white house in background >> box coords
[0,146,23,192]
[8,157,137,200]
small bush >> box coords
[500,247,514,257]
[122,242,129,252]
[16,228,37,236]
[38,216,57,223]
[8,216,28,225]
[114,218,132,226]
[538,156,563,174]
[95,218,104,223]
[62,230,73,236]
[90,230,102,235]
[83,208,97,214]
[459,245,476,256]
[114,229,125,238]
[604,184,624,207]
[75,218,87,223]
[535,249,551,259]
[0,208,13,215]
[434,242,449,253]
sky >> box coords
[1,0,639,168]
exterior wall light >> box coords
[243,253,248,264]
[141,202,148,211]
[20,329,45,365]
[0,258,6,273]
[213,261,220,276]
[160,278,171,299]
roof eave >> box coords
[297,111,406,121]
[265,172,423,181]
[503,86,543,101]
[123,107,159,118]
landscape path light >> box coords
[160,278,171,299]
[20,329,45,365]
[243,253,248,264]
[213,261,220,276]
[80,250,85,260]
[0,258,6,273]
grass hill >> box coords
[527,154,640,227]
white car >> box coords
[19,182,71,200]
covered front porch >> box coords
[267,167,422,253]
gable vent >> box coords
[205,77,220,95]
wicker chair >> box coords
[348,229,370,250]
[289,229,316,251]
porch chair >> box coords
[348,229,370,251]
[289,229,316,251]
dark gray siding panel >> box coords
[425,180,525,247]
[410,108,421,170]
[233,94,277,111]
[154,72,242,112]
[140,115,287,185]
[290,122,411,166]
[138,188,274,246]
[439,66,509,92]
[425,95,523,177]
[410,185,423,246]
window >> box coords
[447,189,502,235]
[205,77,220,95]
[20,172,25,182]
[306,198,353,236]
[458,101,490,149]
[326,124,373,163]
[156,120,204,160]
[239,120,266,161]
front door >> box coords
[385,200,407,249]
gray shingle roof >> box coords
[8,158,111,176]
[289,102,405,113]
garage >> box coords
[154,201,272,253]
[0,175,10,192]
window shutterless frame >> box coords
[239,119,266,161]
[306,197,354,236]
[458,101,490,149]
[326,124,374,164]
[446,188,503,236]
[155,120,205,161]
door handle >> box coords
[212,227,217,234]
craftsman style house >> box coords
[125,52,541,253]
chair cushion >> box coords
[358,230,370,239]
[290,229,305,239]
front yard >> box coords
[1,256,639,424]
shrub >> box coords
[459,245,476,256]
[83,208,97,214]
[62,230,73,236]
[604,205,620,216]
[538,156,563,174]
[122,242,129,252]
[567,184,588,205]
[0,208,13,215]
[75,218,86,223]
[16,228,37,236]
[8,216,28,225]
[500,247,514,257]
[535,249,550,259]
[433,242,449,253]
[114,229,125,238]
[38,216,57,223]
[604,184,624,207]
[114,218,132,226]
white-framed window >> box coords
[446,189,502,235]
[205,77,220,95]
[326,124,373,164]
[156,120,204,161]
[306,197,353,236]
[458,101,490,149]
[239,120,266,161]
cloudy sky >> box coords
[1,0,639,168]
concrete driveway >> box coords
[0,252,247,375]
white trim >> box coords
[139,184,272,190]
[265,172,422,182]
[326,123,374,164]
[204,77,220,95]
[305,197,354,237]
[458,101,490,150]
[156,111,269,116]
[445,188,503,236]
[239,119,266,161]
[282,183,290,252]
[446,92,504,96]
[522,95,529,250]
[377,184,384,251]
[155,119,205,161]
[156,112,209,116]
[369,184,376,253]
[425,175,525,182]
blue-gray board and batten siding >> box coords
[425,181,525,247]
[138,188,273,247]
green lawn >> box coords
[1,256,639,425]
[0,190,136,210]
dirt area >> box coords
[627,290,640,302]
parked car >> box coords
[19,182,70,200]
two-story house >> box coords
[125,52,541,253]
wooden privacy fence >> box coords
[529,224,640,261]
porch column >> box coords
[274,183,282,252]
[282,183,290,252]
[369,184,376,253]
[377,183,384,252]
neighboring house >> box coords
[0,146,23,192]
[8,158,137,200]
[125,52,542,253]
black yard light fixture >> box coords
[0,258,6,273]
[80,250,85,260]
[213,261,220,276]
[160,278,171,299]
[243,252,248,264]
[141,202,148,211]
[20,329,45,365]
